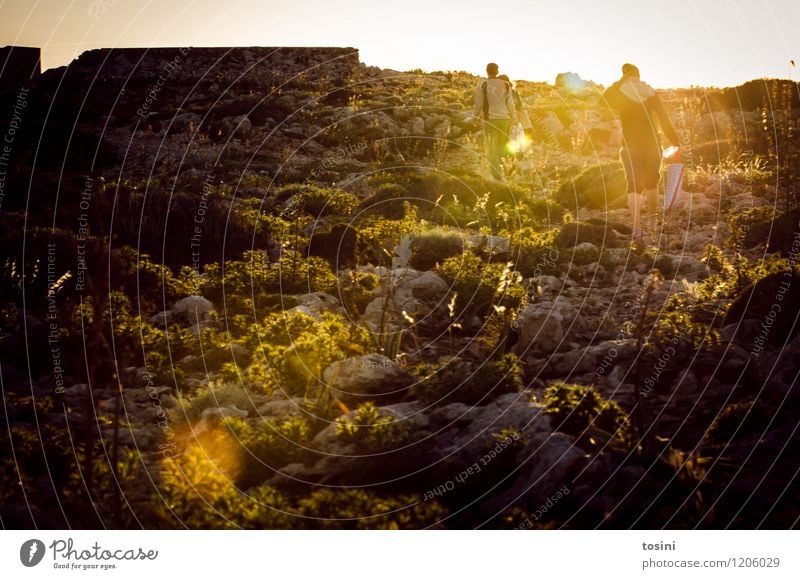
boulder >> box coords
[361,268,450,333]
[322,353,413,402]
[294,292,344,316]
[173,295,215,318]
[555,221,617,249]
[570,242,600,265]
[197,405,248,432]
[481,432,585,514]
[467,234,511,255]
[515,296,584,355]
[544,339,638,377]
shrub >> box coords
[222,415,311,482]
[415,353,523,406]
[295,489,446,529]
[289,185,359,218]
[172,379,257,424]
[200,251,338,315]
[358,183,410,219]
[159,432,293,529]
[554,162,627,211]
[338,270,380,317]
[436,252,525,318]
[512,228,560,278]
[707,400,774,444]
[543,383,630,444]
[409,228,465,270]
[242,310,372,395]
[335,402,414,451]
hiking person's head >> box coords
[621,63,640,78]
[486,62,499,77]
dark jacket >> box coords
[604,76,680,154]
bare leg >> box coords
[644,187,658,233]
[628,192,643,241]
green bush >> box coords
[290,185,360,218]
[241,310,372,395]
[159,432,294,529]
[409,228,465,270]
[554,162,627,211]
[512,228,560,278]
[295,489,446,529]
[436,252,525,318]
[335,402,414,451]
[707,400,774,444]
[543,383,630,444]
[223,415,311,481]
[415,354,523,406]
[172,379,257,424]
[200,251,338,315]
[338,270,379,317]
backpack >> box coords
[481,79,511,119]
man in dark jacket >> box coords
[604,63,681,241]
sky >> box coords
[1,0,798,88]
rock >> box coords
[467,234,511,255]
[408,117,425,135]
[731,193,769,212]
[515,296,584,355]
[555,72,596,92]
[362,268,450,333]
[536,275,563,293]
[555,221,617,249]
[168,295,215,335]
[65,383,89,397]
[294,292,344,316]
[482,432,584,514]
[257,398,307,419]
[544,339,638,377]
[277,393,557,488]
[723,271,800,348]
[322,353,413,402]
[570,242,600,265]
[148,310,173,328]
[173,295,215,319]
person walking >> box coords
[603,63,681,242]
[472,63,518,180]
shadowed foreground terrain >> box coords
[1,46,798,529]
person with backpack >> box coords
[471,63,518,180]
[603,63,681,242]
[498,74,534,175]
[497,74,534,141]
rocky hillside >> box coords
[1,47,799,529]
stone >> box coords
[570,242,600,265]
[545,339,638,377]
[322,353,413,402]
[65,383,89,397]
[362,268,450,333]
[294,292,344,316]
[515,296,583,355]
[555,221,617,249]
[173,295,215,319]
[482,432,584,513]
[467,234,511,255]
